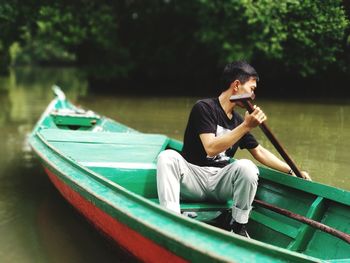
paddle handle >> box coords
[243,100,304,178]
[254,199,350,244]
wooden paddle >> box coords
[254,199,350,244]
[229,93,304,178]
[229,93,350,244]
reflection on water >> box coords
[0,68,135,263]
[0,67,349,262]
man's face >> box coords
[232,77,257,108]
[238,77,257,95]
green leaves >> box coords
[0,0,349,88]
[197,0,349,76]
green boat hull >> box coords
[29,87,350,262]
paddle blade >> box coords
[229,93,255,103]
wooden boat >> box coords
[29,86,350,262]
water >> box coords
[0,67,349,262]
[0,68,135,263]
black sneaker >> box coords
[215,209,232,231]
[181,211,198,218]
[230,221,251,239]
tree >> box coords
[0,0,40,74]
[1,0,349,96]
[197,0,349,76]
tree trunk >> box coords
[0,42,11,76]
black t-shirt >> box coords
[181,98,259,167]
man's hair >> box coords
[219,61,259,92]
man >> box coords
[157,61,310,237]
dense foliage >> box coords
[0,0,40,74]
[198,0,349,76]
[1,0,349,96]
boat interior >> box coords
[38,107,350,261]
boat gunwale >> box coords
[256,166,350,207]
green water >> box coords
[0,67,349,262]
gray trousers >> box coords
[156,149,259,224]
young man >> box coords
[156,61,310,237]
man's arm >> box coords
[200,107,266,157]
[200,124,251,157]
[249,145,311,180]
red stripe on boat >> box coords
[44,167,187,263]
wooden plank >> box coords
[39,128,168,146]
[49,142,164,164]
[288,197,326,252]
[302,201,350,259]
[81,161,157,170]
[258,166,350,207]
[250,211,299,239]
[39,128,169,166]
[148,198,233,211]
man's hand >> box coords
[290,170,312,181]
[243,105,267,129]
[300,171,312,181]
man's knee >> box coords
[157,149,181,165]
[233,159,259,184]
[157,150,183,180]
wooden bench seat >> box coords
[148,198,233,212]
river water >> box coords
[0,67,349,262]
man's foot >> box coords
[215,209,232,231]
[215,210,251,238]
[230,221,251,239]
[182,211,198,218]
